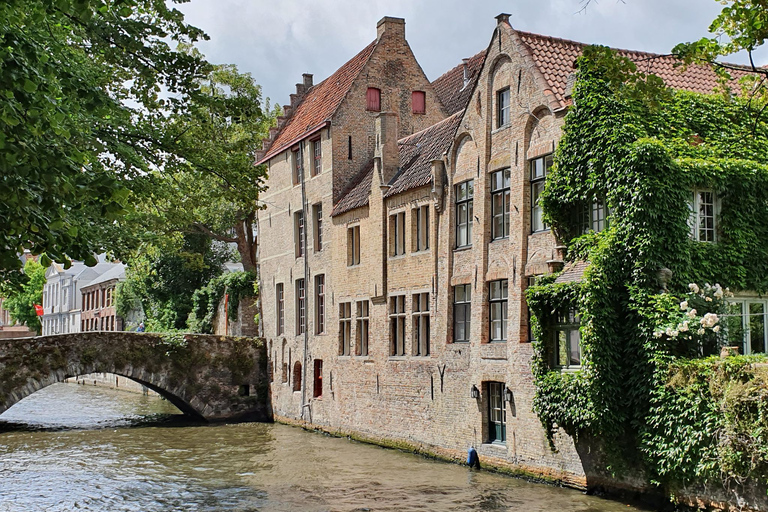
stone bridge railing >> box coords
[0,332,270,421]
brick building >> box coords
[80,263,125,332]
[256,15,746,489]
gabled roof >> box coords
[431,51,486,115]
[259,41,377,162]
[81,263,125,289]
[330,160,374,216]
[515,29,753,110]
[386,112,463,197]
[554,261,590,284]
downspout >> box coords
[299,139,310,419]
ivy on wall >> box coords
[188,270,257,334]
[526,45,768,494]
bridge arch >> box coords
[0,332,269,422]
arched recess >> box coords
[524,106,557,158]
[452,133,478,180]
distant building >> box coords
[0,298,36,339]
[41,260,116,335]
[80,263,126,332]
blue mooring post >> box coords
[467,446,480,469]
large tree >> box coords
[128,60,276,272]
[0,259,46,333]
[0,0,208,281]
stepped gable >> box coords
[385,112,463,198]
[515,28,753,109]
[431,51,486,115]
[331,160,374,216]
[257,41,377,163]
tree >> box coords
[128,59,277,272]
[0,259,46,333]
[0,0,208,281]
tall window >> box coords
[689,189,716,242]
[497,88,510,127]
[453,284,471,343]
[455,180,474,248]
[530,154,553,232]
[390,212,406,256]
[577,199,607,234]
[312,138,322,176]
[366,87,381,111]
[489,280,508,342]
[313,359,323,398]
[487,381,506,444]
[554,308,581,368]
[294,211,305,258]
[356,300,370,356]
[412,292,430,356]
[390,295,406,356]
[412,91,426,114]
[276,283,285,335]
[292,148,302,185]
[725,299,768,355]
[347,225,360,266]
[313,204,323,252]
[339,302,352,356]
[413,205,429,252]
[295,279,306,335]
[315,275,325,334]
[491,168,510,239]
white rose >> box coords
[680,301,689,310]
[713,325,721,333]
[697,328,705,335]
[689,283,700,294]
[687,309,697,318]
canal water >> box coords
[0,383,652,512]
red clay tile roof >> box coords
[259,41,377,162]
[554,261,590,284]
[431,51,486,115]
[331,160,374,216]
[385,112,463,197]
[516,30,752,109]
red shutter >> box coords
[412,91,425,114]
[366,87,380,111]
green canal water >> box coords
[0,383,653,511]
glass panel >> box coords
[569,329,581,366]
[749,302,766,354]
[467,180,474,198]
[725,302,745,351]
[556,331,568,367]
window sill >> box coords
[530,229,551,235]
[490,237,509,244]
[347,264,361,268]
[555,366,582,373]
[491,124,511,135]
[489,340,507,344]
[411,249,431,255]
[388,254,406,261]
[454,245,472,253]
[482,441,507,449]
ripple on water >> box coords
[0,383,654,512]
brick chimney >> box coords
[375,112,399,186]
[377,16,405,41]
[495,13,511,25]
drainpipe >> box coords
[299,140,310,419]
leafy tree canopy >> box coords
[0,259,46,333]
[0,0,208,281]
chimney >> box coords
[302,73,313,89]
[377,16,405,41]
[375,112,399,186]
[495,13,511,25]
[462,58,470,87]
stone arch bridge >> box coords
[0,332,270,421]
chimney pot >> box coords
[495,13,511,25]
[377,16,405,41]
[302,73,313,89]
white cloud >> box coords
[175,0,763,105]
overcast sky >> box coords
[175,0,764,107]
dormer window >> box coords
[366,87,381,111]
[412,91,426,114]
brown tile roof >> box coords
[259,41,377,162]
[431,51,486,115]
[516,29,752,109]
[385,112,463,197]
[331,160,374,216]
[554,261,590,284]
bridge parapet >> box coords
[0,332,270,422]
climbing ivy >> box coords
[527,45,768,495]
[187,271,257,334]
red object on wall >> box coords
[412,90,425,114]
[366,87,380,111]
[34,304,43,316]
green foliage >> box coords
[124,57,277,273]
[115,234,230,331]
[528,46,768,492]
[188,271,257,334]
[0,0,209,279]
[0,259,45,333]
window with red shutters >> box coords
[366,87,380,111]
[412,91,425,114]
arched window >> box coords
[292,362,302,391]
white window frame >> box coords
[688,189,717,243]
[724,298,768,355]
